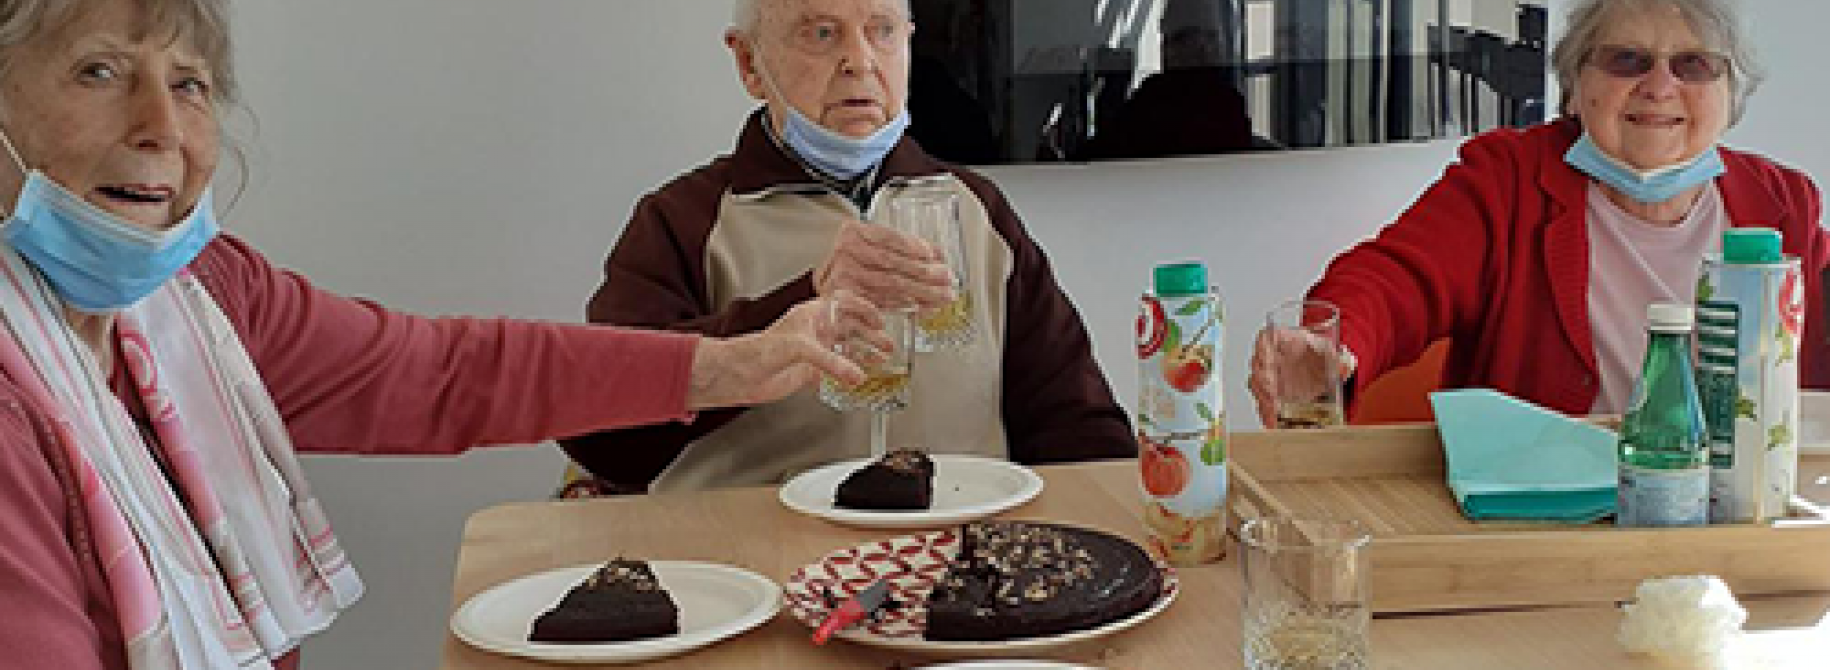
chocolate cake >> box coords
[834,449,934,511]
[528,559,679,643]
[924,521,1163,641]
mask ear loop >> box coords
[747,38,791,115]
[0,129,28,176]
[743,37,827,129]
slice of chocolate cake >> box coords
[924,521,1163,641]
[528,559,679,643]
[834,449,935,511]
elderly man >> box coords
[561,0,1134,492]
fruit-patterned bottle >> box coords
[1697,229,1802,524]
[1137,261,1227,564]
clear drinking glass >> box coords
[819,308,916,457]
[885,192,974,352]
[1240,517,1372,670]
[1265,299,1346,429]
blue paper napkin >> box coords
[1430,389,1618,523]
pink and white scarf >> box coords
[0,248,362,669]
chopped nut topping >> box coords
[881,448,930,474]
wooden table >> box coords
[441,460,1830,668]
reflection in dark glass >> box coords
[907,0,1549,165]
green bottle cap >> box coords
[1723,229,1783,264]
[1153,262,1208,297]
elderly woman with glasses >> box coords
[1248,0,1826,425]
[0,0,890,668]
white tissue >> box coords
[1619,575,1749,667]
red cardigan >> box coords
[1312,118,1829,416]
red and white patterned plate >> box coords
[782,526,1179,656]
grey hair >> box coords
[1552,0,1764,125]
[0,0,245,207]
[0,0,237,105]
[732,0,911,34]
[733,0,762,32]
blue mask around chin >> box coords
[752,52,910,180]
[777,103,910,180]
[3,172,220,312]
[1564,133,1725,204]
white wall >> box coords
[222,1,1822,668]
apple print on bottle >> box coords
[1138,262,1228,565]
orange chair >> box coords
[1350,339,1449,425]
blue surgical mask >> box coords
[0,132,219,312]
[754,55,910,180]
[1564,133,1725,204]
[776,104,910,180]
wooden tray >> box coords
[1226,423,1830,613]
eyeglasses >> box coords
[1587,45,1730,84]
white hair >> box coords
[733,0,762,32]
[732,0,911,33]
[1551,0,1763,125]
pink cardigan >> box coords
[1313,118,1830,415]
[0,234,697,669]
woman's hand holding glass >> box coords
[1249,300,1353,429]
[687,292,890,410]
[818,304,915,458]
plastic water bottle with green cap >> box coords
[1618,303,1710,527]
[1136,261,1228,564]
[1696,228,1802,523]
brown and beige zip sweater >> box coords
[561,112,1134,492]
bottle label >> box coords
[1695,300,1738,472]
[1138,288,1226,564]
[1697,256,1802,523]
[1618,465,1709,527]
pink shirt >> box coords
[1585,183,1729,414]
[0,235,697,669]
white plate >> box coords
[450,561,780,665]
[1801,390,1830,455]
[778,455,1045,529]
[923,662,1103,669]
[782,527,1179,658]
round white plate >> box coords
[782,527,1178,658]
[450,561,780,665]
[923,662,1103,669]
[778,455,1045,529]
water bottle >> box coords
[1617,303,1710,527]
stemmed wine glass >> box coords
[818,307,915,457]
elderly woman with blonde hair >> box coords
[0,0,888,668]
[1249,0,1826,424]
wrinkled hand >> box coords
[814,220,955,310]
[1247,326,1354,428]
[686,292,892,410]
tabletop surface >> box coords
[440,455,1830,669]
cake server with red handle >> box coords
[811,579,893,645]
